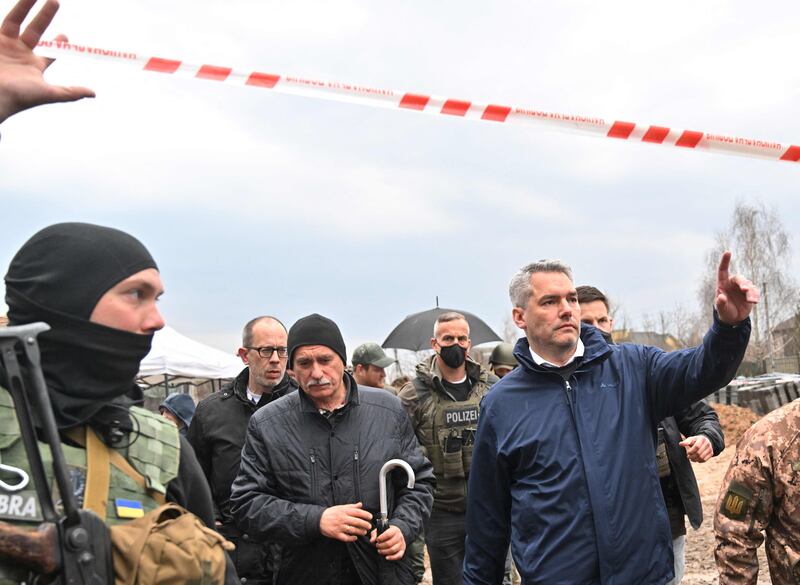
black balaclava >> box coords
[3,222,159,433]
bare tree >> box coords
[640,313,657,334]
[637,304,701,349]
[502,314,521,343]
[697,200,799,363]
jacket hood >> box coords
[513,324,612,373]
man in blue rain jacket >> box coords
[463,253,758,585]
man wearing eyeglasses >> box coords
[188,316,298,585]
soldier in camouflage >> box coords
[714,398,800,584]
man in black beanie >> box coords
[0,222,235,585]
[231,313,435,585]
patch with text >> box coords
[443,406,479,428]
[0,490,43,522]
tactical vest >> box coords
[0,387,180,585]
[412,377,487,513]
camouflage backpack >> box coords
[110,503,233,585]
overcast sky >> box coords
[1,0,798,357]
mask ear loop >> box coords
[0,462,30,492]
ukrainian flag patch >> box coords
[115,498,144,519]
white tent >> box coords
[138,326,242,381]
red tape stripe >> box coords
[197,65,232,81]
[144,57,181,73]
[607,121,635,139]
[675,130,703,148]
[481,105,512,122]
[779,145,800,162]
[441,99,471,116]
[399,93,430,110]
[642,126,670,143]
[246,72,281,88]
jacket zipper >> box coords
[310,451,318,503]
[353,448,361,502]
[564,379,576,416]
[562,378,584,452]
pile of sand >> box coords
[710,402,761,446]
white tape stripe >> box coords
[34,41,799,164]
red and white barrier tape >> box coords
[37,40,799,164]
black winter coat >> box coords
[230,374,435,585]
[661,400,724,531]
[187,368,297,583]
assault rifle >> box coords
[0,323,112,585]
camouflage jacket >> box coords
[714,398,800,585]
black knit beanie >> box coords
[287,313,347,368]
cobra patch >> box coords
[0,490,43,522]
[443,406,479,428]
[720,481,753,521]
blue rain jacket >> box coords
[463,315,749,585]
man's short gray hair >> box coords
[508,260,574,308]
[433,311,469,338]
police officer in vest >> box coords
[397,312,500,585]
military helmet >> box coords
[489,342,518,368]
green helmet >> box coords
[489,342,517,368]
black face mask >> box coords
[438,344,467,369]
[3,222,158,432]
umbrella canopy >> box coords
[382,307,502,351]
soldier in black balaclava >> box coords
[0,222,236,585]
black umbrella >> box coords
[382,307,502,351]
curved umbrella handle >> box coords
[378,459,415,531]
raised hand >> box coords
[715,251,759,325]
[0,0,94,125]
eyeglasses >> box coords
[246,346,289,359]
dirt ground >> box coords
[682,403,770,585]
[420,403,772,585]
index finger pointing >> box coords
[717,251,732,284]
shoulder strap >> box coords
[84,427,112,520]
[66,427,167,520]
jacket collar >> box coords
[418,354,485,386]
[226,367,297,405]
[513,325,612,374]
